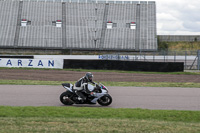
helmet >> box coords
[85,72,93,82]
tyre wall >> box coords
[63,59,184,72]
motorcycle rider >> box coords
[74,72,95,102]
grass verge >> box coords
[0,117,200,133]
[0,106,200,133]
[1,106,200,122]
[0,79,200,88]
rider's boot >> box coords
[75,90,86,102]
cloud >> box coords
[183,21,200,32]
[155,0,200,35]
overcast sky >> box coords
[154,0,200,35]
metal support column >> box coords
[99,3,109,49]
[14,1,23,47]
[62,2,67,49]
[185,51,187,69]
[198,50,200,70]
[135,4,140,51]
[174,51,176,62]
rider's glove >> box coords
[90,92,96,96]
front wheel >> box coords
[97,94,112,106]
[60,91,74,105]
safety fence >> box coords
[101,50,200,70]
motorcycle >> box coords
[60,82,112,106]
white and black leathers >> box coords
[74,76,95,101]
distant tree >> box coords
[157,37,168,51]
[194,37,197,42]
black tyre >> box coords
[97,94,112,106]
[60,91,74,105]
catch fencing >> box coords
[135,50,200,70]
[102,50,200,70]
[134,51,198,70]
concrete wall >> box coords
[158,35,200,42]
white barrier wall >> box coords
[0,55,196,69]
[0,58,63,69]
[34,55,99,60]
[34,55,196,61]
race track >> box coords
[0,85,200,110]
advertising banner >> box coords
[0,58,63,69]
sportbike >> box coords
[60,82,112,106]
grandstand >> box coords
[0,0,157,52]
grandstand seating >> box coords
[104,3,137,50]
[0,0,157,51]
[0,1,19,47]
[18,1,62,48]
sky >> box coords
[154,0,200,35]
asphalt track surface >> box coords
[0,85,200,110]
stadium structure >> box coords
[0,0,157,52]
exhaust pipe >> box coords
[64,96,75,104]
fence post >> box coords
[164,51,165,62]
[185,51,187,69]
[174,51,176,62]
[198,50,200,71]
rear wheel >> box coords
[97,95,112,106]
[60,91,74,105]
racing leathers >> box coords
[74,76,95,101]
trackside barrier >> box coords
[63,59,184,72]
[0,58,63,69]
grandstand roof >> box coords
[1,0,155,4]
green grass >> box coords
[0,79,200,88]
[0,106,200,133]
[0,106,200,122]
[0,80,64,85]
[158,41,200,52]
[107,81,200,88]
[0,117,199,133]
[168,42,200,51]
